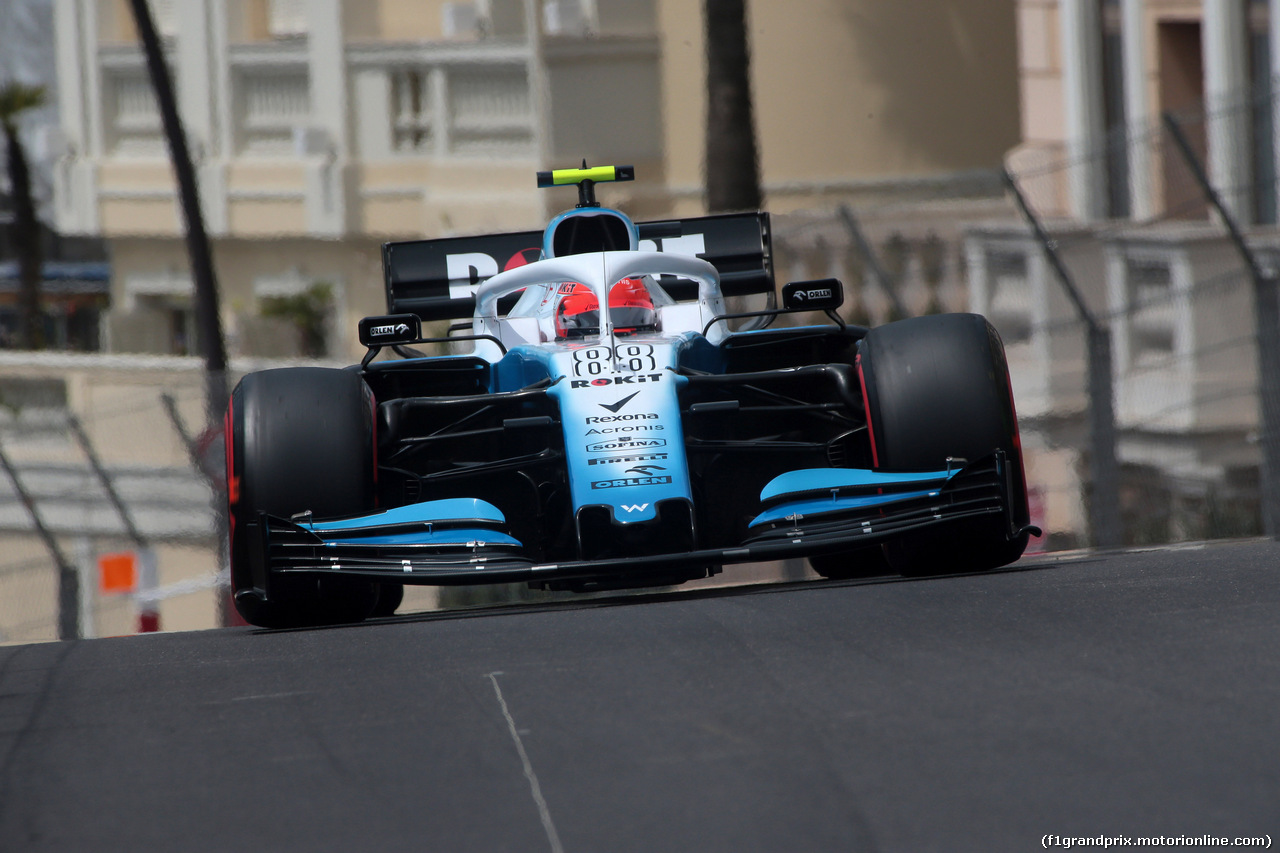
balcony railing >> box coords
[386,62,533,156]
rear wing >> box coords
[382,212,773,322]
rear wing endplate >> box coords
[382,212,773,322]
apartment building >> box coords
[967,0,1275,545]
[1,0,111,349]
[1,0,59,223]
[51,0,1020,360]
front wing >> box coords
[235,453,1034,604]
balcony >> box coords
[965,225,1107,420]
[63,0,660,241]
[1105,231,1256,434]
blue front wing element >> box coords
[248,451,1017,587]
[302,498,506,531]
[300,498,520,547]
[258,498,532,579]
[750,467,958,528]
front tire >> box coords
[858,313,1029,576]
[371,582,404,617]
[808,546,890,580]
[227,367,380,628]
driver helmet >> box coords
[554,278,656,339]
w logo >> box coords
[620,503,649,513]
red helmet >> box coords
[609,278,657,334]
[554,279,656,339]
[554,283,600,339]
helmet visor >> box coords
[610,306,656,331]
[557,307,600,337]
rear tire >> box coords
[858,313,1029,577]
[228,367,380,628]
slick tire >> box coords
[371,582,405,617]
[857,313,1030,577]
[805,333,893,581]
[227,367,380,628]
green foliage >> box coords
[259,282,333,358]
[0,83,46,132]
[1,82,48,350]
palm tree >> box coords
[703,0,761,212]
[127,0,227,390]
[0,81,47,349]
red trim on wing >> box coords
[1005,368,1024,462]
[1004,366,1030,508]
[224,399,236,540]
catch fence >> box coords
[773,85,1279,552]
[0,355,228,643]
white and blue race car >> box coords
[227,165,1039,628]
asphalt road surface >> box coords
[2,540,1278,852]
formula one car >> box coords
[226,165,1039,628]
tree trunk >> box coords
[128,0,227,388]
[129,0,234,626]
[4,123,45,349]
[704,0,762,212]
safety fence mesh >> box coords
[0,358,225,643]
[771,87,1276,552]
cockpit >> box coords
[553,278,659,339]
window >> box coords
[121,270,196,355]
[986,250,1032,344]
[108,72,163,155]
[391,70,432,153]
[449,68,533,154]
[268,0,308,38]
[237,71,310,154]
[1125,259,1175,365]
[134,296,196,356]
[149,0,177,38]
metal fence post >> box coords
[1003,168,1123,549]
[1253,267,1280,537]
[161,392,235,626]
[67,413,166,632]
[1163,111,1280,538]
[67,415,146,547]
[0,439,80,640]
[838,204,908,319]
[1087,327,1123,547]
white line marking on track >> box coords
[487,671,565,853]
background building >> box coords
[1,0,59,223]
[967,0,1279,548]
[50,0,1020,360]
[1,0,110,350]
